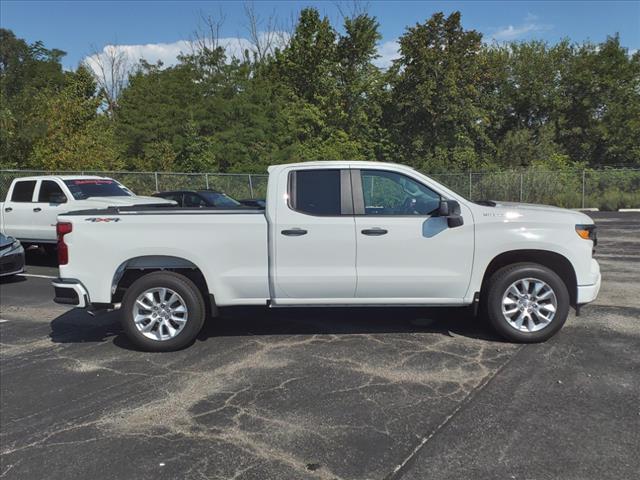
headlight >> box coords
[575,224,597,246]
[11,240,21,250]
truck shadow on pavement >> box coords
[49,305,502,350]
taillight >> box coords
[56,222,72,265]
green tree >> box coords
[335,13,386,159]
[30,66,122,170]
[272,8,337,107]
[116,61,201,160]
[386,12,491,170]
[558,36,640,166]
[0,29,67,167]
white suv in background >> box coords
[0,176,173,247]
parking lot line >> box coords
[18,273,57,279]
[0,319,9,323]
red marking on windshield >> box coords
[72,180,115,185]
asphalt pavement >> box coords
[1,212,638,480]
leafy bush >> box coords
[590,189,640,211]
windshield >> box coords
[64,179,133,200]
[199,191,241,207]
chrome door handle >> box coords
[281,228,308,236]
[361,228,388,236]
[33,207,42,212]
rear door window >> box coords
[289,170,343,216]
[10,180,36,202]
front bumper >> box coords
[0,246,25,277]
[52,278,90,308]
[577,259,601,305]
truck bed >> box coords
[58,206,270,306]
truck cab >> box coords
[268,165,474,304]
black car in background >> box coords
[153,190,265,209]
[236,198,266,208]
[0,234,25,277]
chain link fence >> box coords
[431,169,640,210]
[1,168,639,210]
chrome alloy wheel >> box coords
[133,287,188,341]
[501,278,558,333]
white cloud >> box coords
[85,41,189,73]
[86,34,403,75]
[374,40,400,68]
[84,33,288,76]
[490,14,552,42]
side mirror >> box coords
[50,194,67,204]
[438,200,450,217]
[438,199,463,228]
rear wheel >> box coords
[484,263,569,343]
[121,271,206,351]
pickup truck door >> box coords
[272,168,357,301]
[2,179,38,241]
[352,168,474,302]
[31,180,70,242]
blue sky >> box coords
[2,0,639,70]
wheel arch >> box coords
[480,250,578,307]
[111,255,217,316]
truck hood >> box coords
[79,196,175,207]
[481,201,594,224]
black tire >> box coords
[121,271,206,351]
[483,262,569,343]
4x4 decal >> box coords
[84,217,121,223]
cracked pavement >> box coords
[1,212,638,479]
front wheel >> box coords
[484,263,570,343]
[121,271,206,351]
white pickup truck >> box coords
[0,175,173,247]
[52,161,601,351]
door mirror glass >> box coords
[438,200,450,217]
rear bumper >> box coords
[52,278,89,308]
